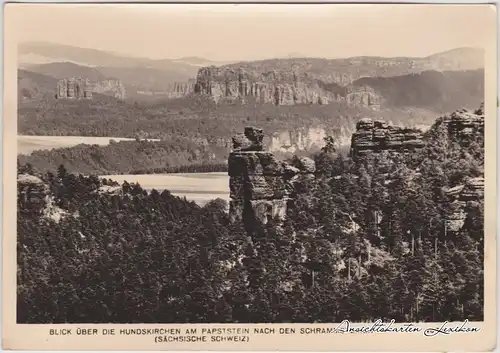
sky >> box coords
[8,3,496,61]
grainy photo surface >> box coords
[3,3,497,351]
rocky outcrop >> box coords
[194,67,335,106]
[443,177,484,232]
[350,118,425,158]
[191,48,483,107]
[17,174,68,222]
[17,174,48,195]
[56,77,92,99]
[56,78,126,100]
[440,105,484,139]
[187,126,354,155]
[460,177,485,200]
[228,127,315,231]
[220,48,483,87]
[167,80,195,98]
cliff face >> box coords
[194,67,338,106]
[438,105,485,233]
[188,49,483,108]
[171,80,195,97]
[267,126,354,153]
[221,48,483,85]
[440,105,485,139]
[56,78,93,99]
[56,77,126,100]
[228,127,315,231]
[350,118,425,159]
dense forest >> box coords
[18,73,482,175]
[18,137,230,175]
[19,94,439,140]
[18,135,321,175]
[350,70,484,112]
[18,95,440,175]
[17,106,484,323]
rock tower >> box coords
[228,127,315,232]
[56,78,93,99]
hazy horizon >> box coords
[11,3,494,62]
[19,40,484,63]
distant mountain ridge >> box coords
[18,66,484,112]
[18,42,484,107]
[27,62,113,81]
[193,67,483,111]
[20,42,483,75]
[220,47,484,86]
[19,42,228,71]
[190,47,483,107]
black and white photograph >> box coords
[10,3,494,334]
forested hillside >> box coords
[18,137,229,175]
[18,95,440,174]
[18,94,437,138]
[18,69,58,101]
[350,70,484,112]
[17,105,484,323]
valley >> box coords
[13,3,491,331]
[17,43,484,207]
[18,103,486,323]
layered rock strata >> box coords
[346,86,382,110]
[56,78,126,100]
[228,127,315,230]
[195,67,334,106]
[350,118,425,159]
[443,177,484,232]
[440,106,485,139]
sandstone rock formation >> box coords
[220,48,483,87]
[190,48,484,107]
[56,77,93,99]
[425,105,484,233]
[194,66,335,106]
[268,127,329,153]
[443,177,484,232]
[17,174,48,195]
[228,127,315,232]
[167,80,195,98]
[56,77,126,100]
[350,118,425,159]
[440,106,485,139]
[460,177,485,200]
